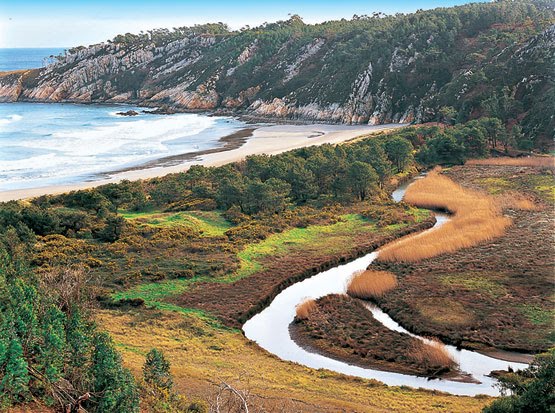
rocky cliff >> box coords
[1,1,553,134]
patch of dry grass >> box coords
[467,157,555,168]
[496,192,539,211]
[346,270,398,299]
[377,169,512,262]
[295,298,317,320]
[411,339,456,372]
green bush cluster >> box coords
[0,240,139,412]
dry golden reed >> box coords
[497,192,539,211]
[467,156,555,168]
[411,338,456,370]
[377,168,512,262]
[346,269,398,299]
[295,298,317,320]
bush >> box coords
[483,349,555,413]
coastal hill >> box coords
[0,0,553,147]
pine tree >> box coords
[92,332,139,413]
[0,338,30,402]
[143,348,173,390]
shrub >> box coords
[143,348,173,390]
[483,349,554,413]
[295,299,317,320]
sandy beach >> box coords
[0,123,404,202]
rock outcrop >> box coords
[1,4,553,129]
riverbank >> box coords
[0,122,402,202]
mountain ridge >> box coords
[1,1,553,146]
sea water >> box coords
[0,48,66,71]
[0,102,248,191]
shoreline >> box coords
[0,122,405,202]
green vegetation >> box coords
[519,305,555,326]
[483,350,554,413]
[439,273,508,298]
[0,244,139,412]
[120,210,232,237]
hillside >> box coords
[1,1,553,148]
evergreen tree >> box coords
[143,348,173,390]
[0,338,30,402]
[92,332,140,413]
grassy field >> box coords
[112,210,425,312]
[120,210,232,237]
[98,308,491,412]
[92,202,495,412]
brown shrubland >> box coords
[346,269,398,299]
[411,339,456,372]
[467,156,555,168]
[295,298,317,320]
[377,168,512,262]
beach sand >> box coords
[1,123,404,202]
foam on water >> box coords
[0,114,23,125]
[0,103,247,190]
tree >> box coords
[143,348,173,390]
[216,176,247,211]
[439,106,457,125]
[92,332,140,413]
[347,161,378,201]
[351,141,392,186]
[417,133,466,166]
[38,305,66,382]
[483,349,554,413]
[97,215,125,242]
[245,178,291,214]
[455,124,488,158]
[383,136,414,172]
[0,338,30,403]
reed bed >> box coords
[295,298,317,320]
[467,156,555,168]
[346,269,398,299]
[411,338,456,371]
[377,169,512,262]
[497,192,539,211]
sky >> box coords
[0,0,484,48]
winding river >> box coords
[243,177,529,396]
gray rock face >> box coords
[0,16,552,126]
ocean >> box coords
[0,102,247,191]
[0,48,67,71]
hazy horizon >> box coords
[1,0,485,48]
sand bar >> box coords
[1,123,405,202]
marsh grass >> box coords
[411,339,456,372]
[295,299,317,320]
[377,169,512,262]
[346,270,398,299]
[497,192,539,211]
[467,157,555,169]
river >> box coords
[243,177,529,396]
